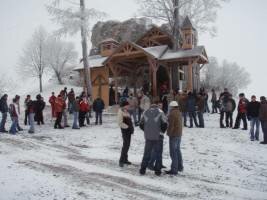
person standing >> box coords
[196,94,205,128]
[67,88,75,114]
[247,95,261,141]
[127,93,138,126]
[24,95,31,125]
[211,89,218,113]
[233,93,249,130]
[259,96,267,144]
[0,94,8,133]
[27,99,36,134]
[54,95,65,129]
[93,96,105,125]
[225,94,236,128]
[139,99,167,176]
[187,92,198,128]
[219,92,229,128]
[72,96,80,129]
[60,90,70,127]
[117,101,134,167]
[165,101,183,175]
[178,91,188,127]
[49,92,57,120]
[9,98,19,134]
[35,94,45,125]
[79,97,89,127]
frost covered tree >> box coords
[201,57,251,95]
[18,26,48,93]
[136,0,230,36]
[46,37,78,84]
[46,0,106,96]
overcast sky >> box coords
[0,0,266,97]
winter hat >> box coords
[120,101,129,108]
[260,96,266,101]
[169,101,179,107]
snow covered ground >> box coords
[0,108,266,200]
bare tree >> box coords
[201,57,251,95]
[136,0,230,36]
[46,37,78,84]
[18,26,48,93]
[46,0,106,96]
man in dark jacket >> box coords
[259,96,267,144]
[211,89,218,113]
[196,94,205,128]
[67,88,75,114]
[0,94,8,133]
[93,96,105,125]
[139,99,167,176]
[187,92,198,128]
[233,93,249,130]
[35,94,45,125]
[24,95,31,125]
[247,95,261,141]
[225,94,236,128]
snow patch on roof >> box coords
[160,46,205,60]
[74,55,107,71]
[143,45,168,59]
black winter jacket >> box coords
[0,97,8,113]
[247,101,261,118]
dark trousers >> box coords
[212,101,218,113]
[189,112,198,127]
[138,108,144,122]
[54,112,63,128]
[24,110,29,125]
[95,112,102,125]
[148,136,163,168]
[141,140,161,173]
[79,111,86,127]
[234,112,247,129]
[119,132,132,163]
[226,112,233,127]
[197,111,204,128]
[182,112,187,126]
[261,120,267,142]
[220,111,225,127]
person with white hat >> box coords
[165,101,184,175]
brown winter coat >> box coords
[178,94,188,113]
[167,108,183,137]
[196,95,205,112]
[259,101,267,121]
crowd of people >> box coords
[1,86,266,177]
[0,87,105,134]
[116,87,267,176]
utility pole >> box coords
[80,0,92,96]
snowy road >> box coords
[0,113,266,200]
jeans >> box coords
[95,112,102,125]
[128,109,137,124]
[212,101,218,113]
[63,109,68,126]
[182,112,187,126]
[234,112,247,129]
[169,136,183,173]
[226,112,233,127]
[204,100,210,113]
[197,111,204,128]
[119,132,132,163]
[138,108,144,122]
[141,140,161,173]
[28,113,35,133]
[188,112,198,127]
[9,117,18,134]
[0,112,7,132]
[261,120,267,142]
[249,117,260,140]
[72,112,79,129]
[148,136,163,168]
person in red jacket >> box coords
[79,97,89,127]
[49,92,56,119]
[54,95,65,129]
[233,93,249,130]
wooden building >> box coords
[74,16,208,106]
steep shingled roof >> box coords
[181,16,196,30]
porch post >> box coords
[148,58,159,98]
[187,60,193,91]
[109,62,119,104]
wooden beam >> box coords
[147,58,159,98]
